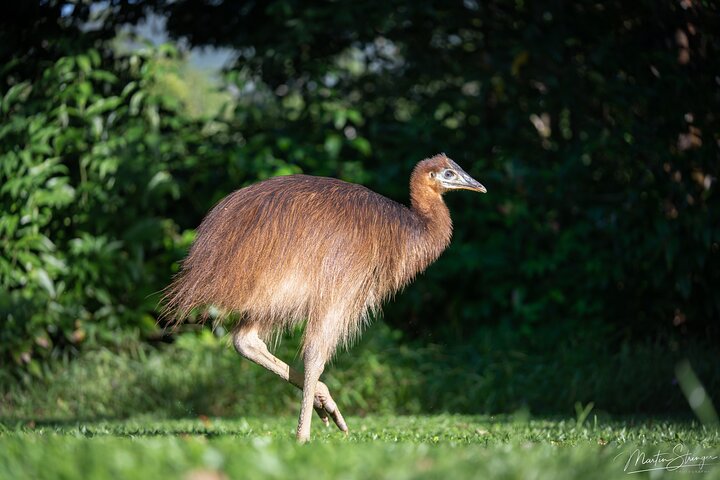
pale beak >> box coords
[457,170,487,193]
[448,161,487,193]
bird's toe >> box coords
[314,381,349,433]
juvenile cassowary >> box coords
[162,153,486,442]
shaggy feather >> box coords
[162,154,460,359]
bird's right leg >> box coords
[296,342,327,443]
[232,325,346,433]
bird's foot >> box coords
[313,381,348,434]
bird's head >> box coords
[415,153,487,195]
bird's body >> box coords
[165,173,451,354]
[163,153,486,442]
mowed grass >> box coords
[1,415,719,479]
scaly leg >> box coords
[296,343,325,443]
[232,326,347,435]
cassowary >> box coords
[162,153,486,442]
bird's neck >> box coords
[407,178,453,274]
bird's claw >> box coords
[313,381,348,433]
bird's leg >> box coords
[232,326,346,433]
[296,344,326,443]
[232,326,303,387]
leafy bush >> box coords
[0,47,203,372]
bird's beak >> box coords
[452,165,487,193]
[457,171,487,193]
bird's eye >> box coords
[443,170,455,179]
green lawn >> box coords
[1,415,718,479]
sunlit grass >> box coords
[1,415,718,479]
[3,328,718,478]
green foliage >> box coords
[1,0,719,411]
[168,0,719,340]
[0,46,204,371]
[1,416,719,479]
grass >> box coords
[1,415,719,479]
[2,325,719,478]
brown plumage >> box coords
[162,153,486,442]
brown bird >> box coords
[162,153,486,442]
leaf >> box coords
[147,171,172,192]
[121,81,137,98]
[351,137,372,156]
[2,83,32,112]
[35,269,56,298]
[324,134,342,159]
[87,48,101,67]
[76,55,92,74]
[86,96,122,117]
[130,91,145,115]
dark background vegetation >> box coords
[1,0,718,418]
